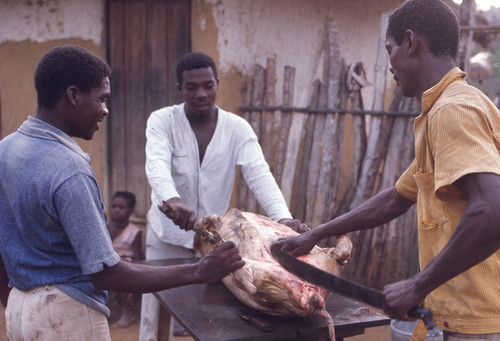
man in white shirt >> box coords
[140,52,307,340]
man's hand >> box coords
[278,218,310,234]
[194,241,245,283]
[383,277,426,321]
[271,228,319,257]
[162,197,196,231]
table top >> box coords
[148,258,390,341]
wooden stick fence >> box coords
[238,16,420,289]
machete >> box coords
[271,244,434,330]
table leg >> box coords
[158,304,173,341]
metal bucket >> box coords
[391,320,443,341]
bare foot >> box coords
[112,310,137,329]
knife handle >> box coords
[237,311,273,332]
[408,305,434,330]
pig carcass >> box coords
[194,208,353,340]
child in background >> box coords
[107,191,142,328]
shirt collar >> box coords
[17,116,91,164]
[421,67,466,115]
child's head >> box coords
[110,191,136,223]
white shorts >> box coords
[6,285,111,341]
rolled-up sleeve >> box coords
[395,158,418,202]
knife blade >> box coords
[237,309,273,332]
[271,244,434,330]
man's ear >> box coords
[66,86,79,107]
[177,83,182,93]
[405,29,417,56]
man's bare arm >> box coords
[274,187,414,256]
[90,241,244,293]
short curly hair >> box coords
[113,191,136,209]
[34,45,111,109]
[387,0,459,58]
[175,52,218,85]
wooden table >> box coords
[147,258,390,341]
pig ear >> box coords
[331,234,353,264]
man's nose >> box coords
[195,88,208,98]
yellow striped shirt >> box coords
[396,67,500,334]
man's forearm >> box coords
[91,261,204,293]
[314,187,414,240]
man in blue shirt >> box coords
[0,45,244,340]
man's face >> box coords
[178,67,218,118]
[385,34,417,98]
[73,77,110,140]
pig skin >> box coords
[196,209,353,340]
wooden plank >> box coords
[304,25,333,224]
[349,11,390,210]
[457,0,475,74]
[123,1,148,217]
[260,55,278,168]
[166,0,191,105]
[293,79,321,221]
[238,77,254,212]
[342,12,391,287]
[276,67,298,208]
[108,0,127,202]
[325,59,347,221]
[379,87,405,191]
[240,65,265,214]
[273,66,295,188]
[150,1,169,112]
[335,63,367,217]
[312,20,341,227]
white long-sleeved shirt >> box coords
[145,104,292,248]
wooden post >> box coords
[260,55,278,167]
[240,65,265,213]
[280,68,305,207]
[273,66,295,188]
[349,11,390,210]
[336,62,367,217]
[293,80,321,221]
[457,0,476,74]
[313,19,342,227]
[304,19,332,224]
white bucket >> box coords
[391,320,443,341]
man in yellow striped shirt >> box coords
[274,0,500,339]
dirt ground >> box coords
[0,301,391,341]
